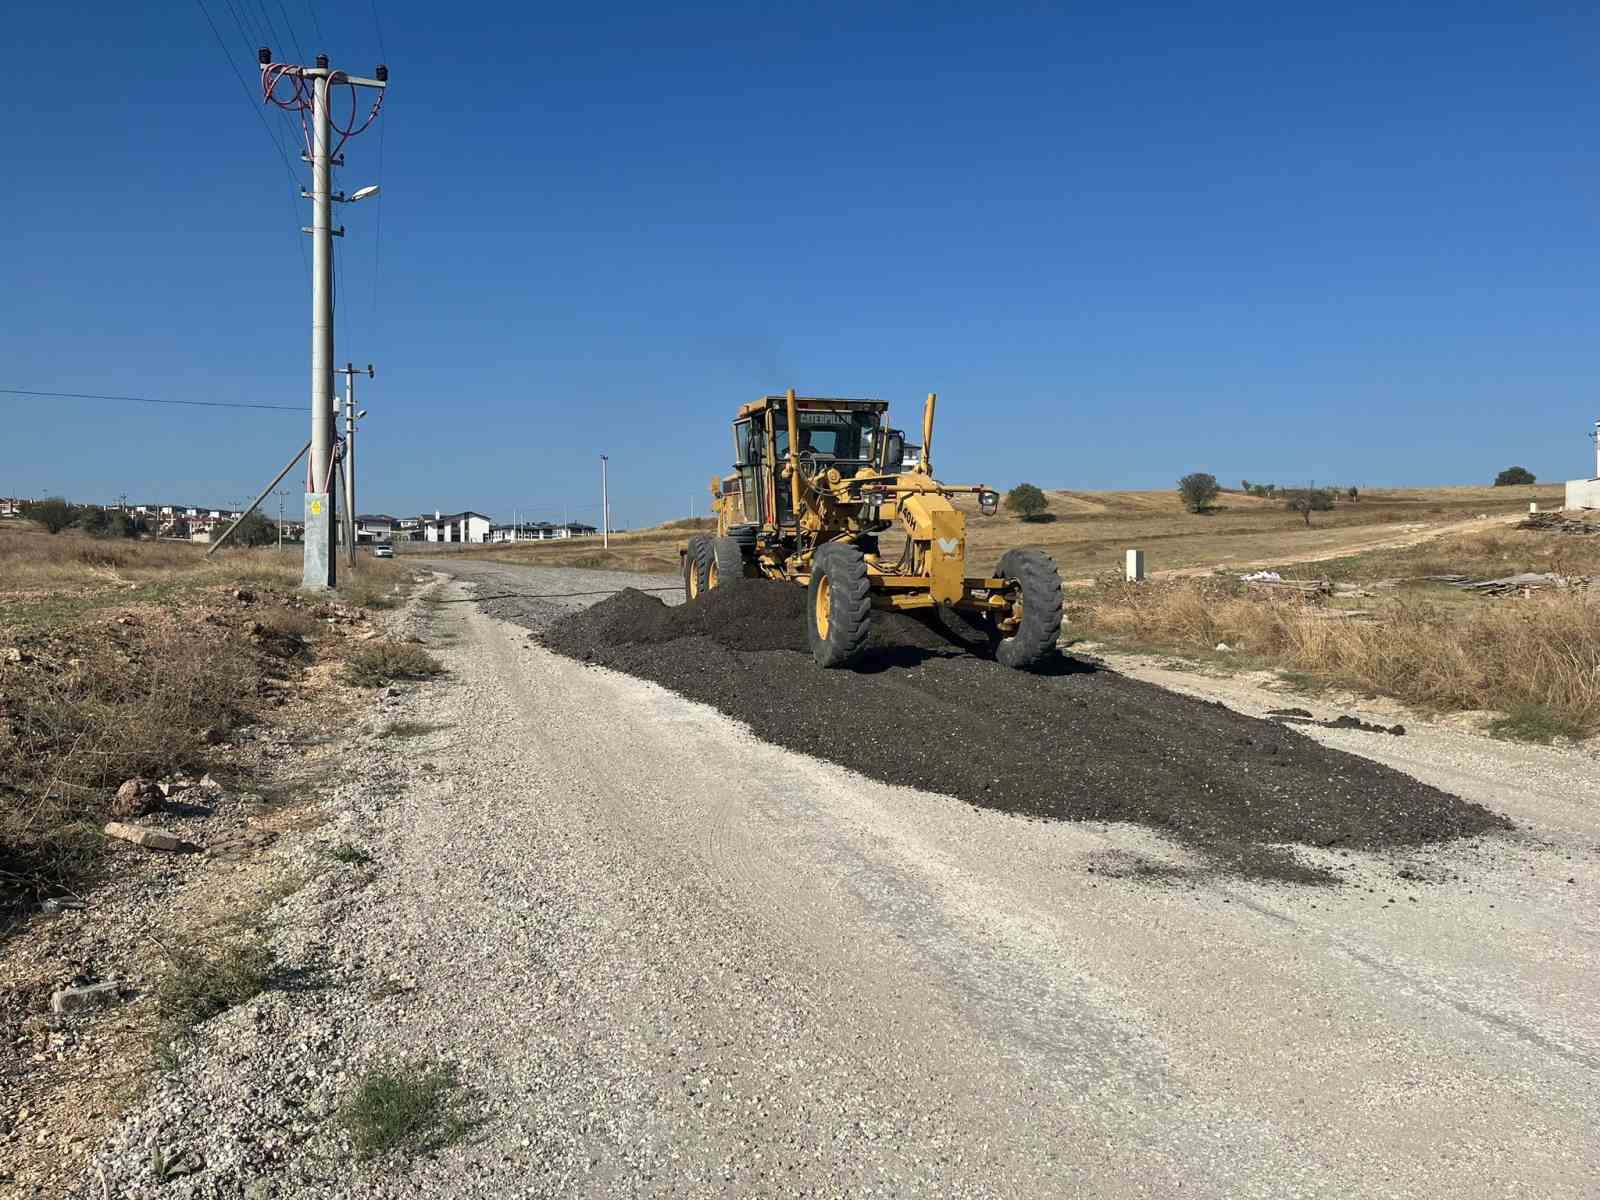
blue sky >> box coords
[3,1,1597,525]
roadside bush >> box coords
[155,938,273,1032]
[1004,483,1049,521]
[341,1058,476,1159]
[341,641,444,687]
[26,497,77,534]
[1177,473,1220,513]
[1494,466,1536,486]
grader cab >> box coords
[681,389,1063,669]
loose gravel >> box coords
[536,583,1510,881]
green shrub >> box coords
[341,1059,476,1158]
[229,512,276,548]
[1004,483,1049,521]
[341,642,444,687]
[1494,466,1536,486]
[1177,473,1220,513]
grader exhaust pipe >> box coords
[786,387,801,518]
[920,392,935,476]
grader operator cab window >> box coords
[774,409,879,464]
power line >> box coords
[303,0,325,47]
[271,0,307,69]
[195,0,301,188]
[369,0,388,60]
[1,388,300,413]
[369,88,386,335]
[193,0,310,278]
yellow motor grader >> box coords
[681,389,1063,669]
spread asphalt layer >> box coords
[524,576,1509,882]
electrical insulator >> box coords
[376,64,388,81]
[258,47,271,64]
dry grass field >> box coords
[452,484,1561,581]
[1073,522,1600,741]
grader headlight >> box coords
[978,490,1000,516]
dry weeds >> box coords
[1077,577,1600,736]
[0,627,257,904]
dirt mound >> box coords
[537,582,1510,883]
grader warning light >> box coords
[680,389,1064,670]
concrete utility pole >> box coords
[259,48,387,589]
[600,455,610,548]
[336,362,374,566]
[274,489,289,550]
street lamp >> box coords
[600,455,609,549]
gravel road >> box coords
[83,561,1599,1198]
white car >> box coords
[373,544,393,558]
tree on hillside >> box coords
[25,497,76,534]
[1004,483,1049,521]
[1286,487,1336,527]
[1494,466,1535,486]
[1177,472,1220,513]
[1346,486,1359,501]
[230,511,276,547]
[1240,479,1252,493]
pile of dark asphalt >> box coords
[534,582,1511,883]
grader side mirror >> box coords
[883,430,905,473]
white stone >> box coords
[50,982,121,1013]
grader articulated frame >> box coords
[681,389,1063,669]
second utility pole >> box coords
[337,362,374,567]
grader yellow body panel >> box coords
[680,389,1063,669]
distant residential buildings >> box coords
[488,521,598,543]
[4,492,611,545]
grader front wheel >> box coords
[991,548,1064,669]
[807,544,872,668]
[683,536,712,601]
[710,536,744,589]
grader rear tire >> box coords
[710,536,744,589]
[992,548,1063,669]
[807,543,872,668]
[684,536,711,601]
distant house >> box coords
[422,511,492,543]
[0,498,24,518]
[355,514,396,543]
[394,517,423,542]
